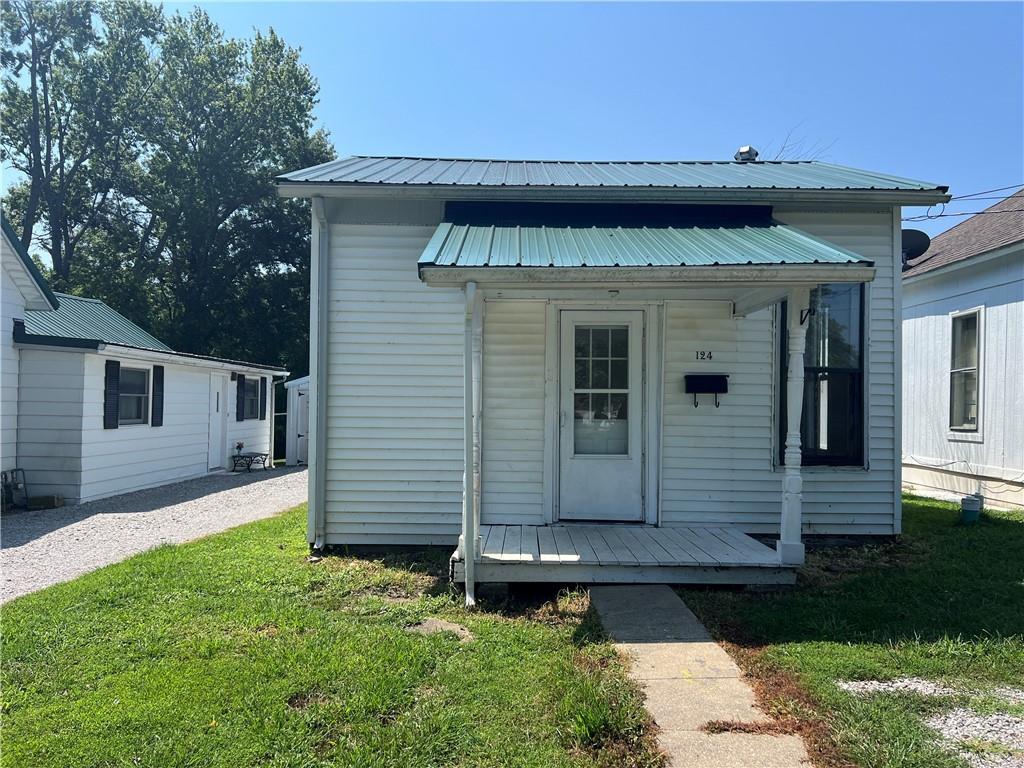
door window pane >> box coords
[610,358,628,389]
[574,327,589,357]
[572,325,629,456]
[610,328,628,357]
[575,358,590,389]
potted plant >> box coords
[235,441,245,456]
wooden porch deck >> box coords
[452,524,796,585]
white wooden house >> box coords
[902,189,1023,508]
[1,216,287,505]
[276,154,949,601]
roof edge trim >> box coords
[1,216,60,311]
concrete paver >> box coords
[590,585,809,768]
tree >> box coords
[124,9,332,365]
[3,2,333,374]
[1,0,162,289]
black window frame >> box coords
[778,284,865,468]
[243,378,260,420]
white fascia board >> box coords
[98,344,288,376]
[275,182,950,207]
[283,375,310,390]
[419,264,877,288]
[902,242,1024,285]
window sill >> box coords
[947,431,984,444]
[774,464,869,473]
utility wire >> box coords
[950,184,1023,200]
[903,208,1024,221]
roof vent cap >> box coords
[734,145,759,162]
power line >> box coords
[950,184,1023,200]
[902,208,1024,221]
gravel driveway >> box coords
[1,468,307,603]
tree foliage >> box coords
[1,1,332,374]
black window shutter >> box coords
[236,374,245,421]
[259,376,267,420]
[103,360,120,429]
[151,365,165,427]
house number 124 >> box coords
[695,351,713,360]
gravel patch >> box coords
[926,709,1024,768]
[1,468,307,603]
[839,678,1024,705]
[838,678,961,698]
[995,688,1024,705]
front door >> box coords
[558,310,644,521]
[208,374,228,470]
[297,390,309,464]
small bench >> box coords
[230,452,270,472]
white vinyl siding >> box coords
[317,209,901,540]
[15,349,85,501]
[225,386,273,458]
[78,356,212,502]
[480,300,547,525]
[322,224,465,545]
[585,211,899,533]
[903,251,1023,505]
[1,262,25,471]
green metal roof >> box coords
[24,293,172,351]
[1,213,60,310]
[279,155,947,195]
[419,222,872,269]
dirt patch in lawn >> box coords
[718,641,858,768]
[287,691,329,710]
[406,618,474,642]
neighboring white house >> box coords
[2,217,287,505]
[284,375,309,466]
[902,189,1024,509]
[277,154,949,600]
[2,215,60,474]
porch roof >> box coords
[418,221,875,285]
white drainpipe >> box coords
[461,281,480,606]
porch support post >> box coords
[778,286,810,565]
[460,281,481,607]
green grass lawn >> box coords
[686,495,1024,768]
[1,506,661,768]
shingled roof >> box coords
[903,189,1024,278]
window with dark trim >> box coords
[243,378,259,420]
[119,368,149,425]
[949,311,980,432]
[779,284,864,467]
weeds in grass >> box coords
[685,496,1024,768]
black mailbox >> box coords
[684,374,729,408]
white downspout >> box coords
[778,286,810,565]
[308,196,330,551]
[461,281,479,607]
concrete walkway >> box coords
[590,585,808,768]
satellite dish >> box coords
[901,229,931,261]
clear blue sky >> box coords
[26,2,1024,238]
